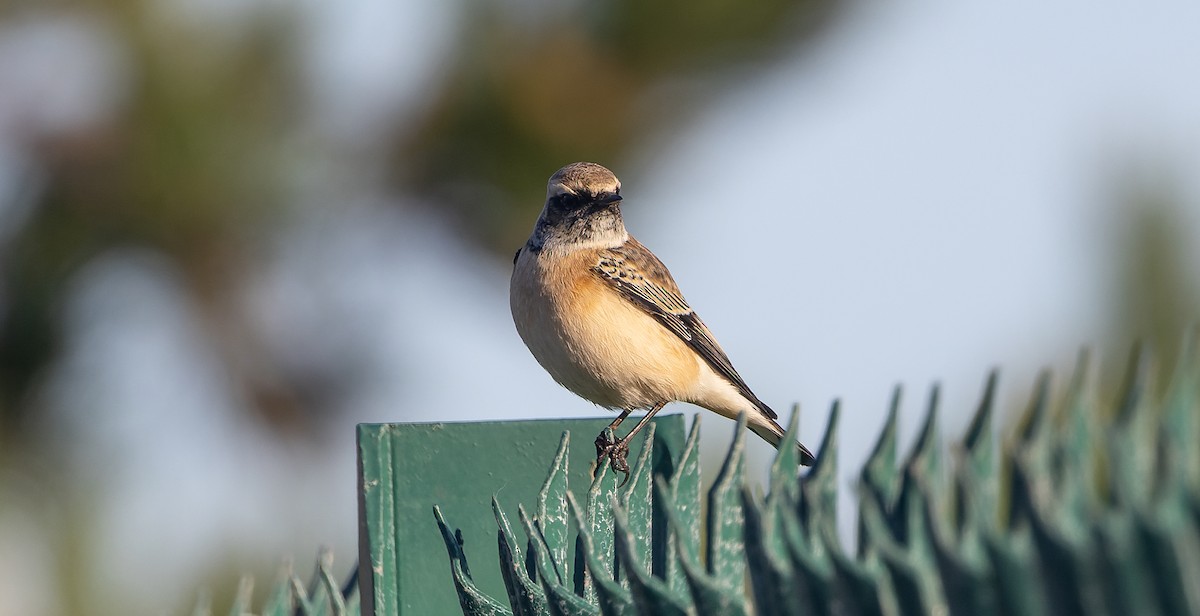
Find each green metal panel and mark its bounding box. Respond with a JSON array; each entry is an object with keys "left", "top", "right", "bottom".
[{"left": 357, "top": 416, "right": 686, "bottom": 616}]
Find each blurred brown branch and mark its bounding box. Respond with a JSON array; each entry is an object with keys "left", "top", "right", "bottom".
[
  {"left": 391, "top": 0, "right": 842, "bottom": 254},
  {"left": 1110, "top": 176, "right": 1200, "bottom": 384}
]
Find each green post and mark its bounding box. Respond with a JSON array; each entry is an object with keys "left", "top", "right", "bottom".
[{"left": 356, "top": 416, "right": 687, "bottom": 615}]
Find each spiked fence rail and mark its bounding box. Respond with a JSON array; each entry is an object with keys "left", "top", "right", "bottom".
[
  {"left": 190, "top": 550, "right": 359, "bottom": 615},
  {"left": 430, "top": 344, "right": 1200, "bottom": 616}
]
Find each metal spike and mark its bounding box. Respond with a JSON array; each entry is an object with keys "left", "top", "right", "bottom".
[
  {"left": 537, "top": 432, "right": 572, "bottom": 576},
  {"left": 492, "top": 498, "right": 547, "bottom": 616}
]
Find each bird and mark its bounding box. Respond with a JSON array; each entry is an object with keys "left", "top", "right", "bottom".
[{"left": 510, "top": 162, "right": 815, "bottom": 481}]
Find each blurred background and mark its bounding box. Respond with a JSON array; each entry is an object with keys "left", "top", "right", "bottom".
[{"left": 1, "top": 0, "right": 1198, "bottom": 613}]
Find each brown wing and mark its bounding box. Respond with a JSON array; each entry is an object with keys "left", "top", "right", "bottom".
[{"left": 592, "top": 238, "right": 778, "bottom": 420}]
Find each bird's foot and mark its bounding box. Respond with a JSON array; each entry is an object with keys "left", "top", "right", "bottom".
[{"left": 594, "top": 429, "right": 631, "bottom": 487}]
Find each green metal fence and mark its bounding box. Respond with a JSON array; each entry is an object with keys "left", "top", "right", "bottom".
[
  {"left": 190, "top": 549, "right": 359, "bottom": 615},
  {"left": 406, "top": 343, "right": 1199, "bottom": 615},
  {"left": 208, "top": 340, "right": 1199, "bottom": 615}
]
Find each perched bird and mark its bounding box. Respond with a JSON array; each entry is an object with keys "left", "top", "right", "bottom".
[{"left": 510, "top": 162, "right": 815, "bottom": 479}]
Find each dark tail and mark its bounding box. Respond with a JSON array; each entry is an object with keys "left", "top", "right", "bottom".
[{"left": 748, "top": 419, "right": 816, "bottom": 466}]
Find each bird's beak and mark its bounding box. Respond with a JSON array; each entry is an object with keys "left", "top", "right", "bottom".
[{"left": 596, "top": 193, "right": 622, "bottom": 205}]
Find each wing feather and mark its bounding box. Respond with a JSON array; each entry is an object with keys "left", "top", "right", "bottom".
[{"left": 592, "top": 238, "right": 778, "bottom": 420}]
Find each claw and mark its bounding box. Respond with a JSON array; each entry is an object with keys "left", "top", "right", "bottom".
[{"left": 594, "top": 429, "right": 632, "bottom": 487}]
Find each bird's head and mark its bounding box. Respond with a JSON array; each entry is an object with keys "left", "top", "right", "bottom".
[
  {"left": 545, "top": 161, "right": 623, "bottom": 213},
  {"left": 530, "top": 162, "right": 628, "bottom": 252}
]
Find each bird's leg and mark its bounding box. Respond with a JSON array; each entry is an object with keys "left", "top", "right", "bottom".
[
  {"left": 596, "top": 402, "right": 667, "bottom": 486},
  {"left": 595, "top": 408, "right": 632, "bottom": 458}
]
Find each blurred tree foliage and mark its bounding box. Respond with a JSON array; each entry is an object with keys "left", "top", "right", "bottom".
[
  {"left": 0, "top": 0, "right": 844, "bottom": 438},
  {"left": 393, "top": 0, "right": 842, "bottom": 254},
  {"left": 0, "top": 0, "right": 299, "bottom": 436}
]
